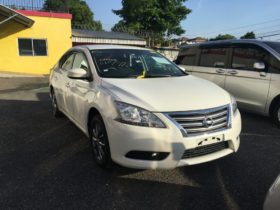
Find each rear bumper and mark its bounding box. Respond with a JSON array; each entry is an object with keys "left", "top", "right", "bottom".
[{"left": 105, "top": 110, "right": 241, "bottom": 169}]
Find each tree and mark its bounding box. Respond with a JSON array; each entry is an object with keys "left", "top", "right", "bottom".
[
  {"left": 112, "top": 0, "right": 191, "bottom": 46},
  {"left": 241, "top": 31, "right": 256, "bottom": 39},
  {"left": 210, "top": 34, "right": 236, "bottom": 41},
  {"left": 44, "top": 0, "right": 102, "bottom": 30}
]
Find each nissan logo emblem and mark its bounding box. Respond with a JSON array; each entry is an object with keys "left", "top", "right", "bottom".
[{"left": 202, "top": 117, "right": 214, "bottom": 128}]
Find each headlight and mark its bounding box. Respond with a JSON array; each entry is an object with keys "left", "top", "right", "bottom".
[
  {"left": 115, "top": 101, "right": 166, "bottom": 128},
  {"left": 231, "top": 95, "right": 238, "bottom": 114}
]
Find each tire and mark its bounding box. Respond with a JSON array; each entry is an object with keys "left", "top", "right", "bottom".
[
  {"left": 272, "top": 101, "right": 280, "bottom": 127},
  {"left": 50, "top": 90, "right": 63, "bottom": 118},
  {"left": 89, "top": 115, "right": 112, "bottom": 168}
]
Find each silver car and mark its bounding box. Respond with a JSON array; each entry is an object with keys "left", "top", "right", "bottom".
[{"left": 176, "top": 39, "right": 280, "bottom": 126}]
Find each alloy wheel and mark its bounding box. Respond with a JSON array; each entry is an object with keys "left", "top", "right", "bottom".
[{"left": 91, "top": 123, "right": 106, "bottom": 161}]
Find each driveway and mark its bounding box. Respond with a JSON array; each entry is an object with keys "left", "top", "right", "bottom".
[{"left": 0, "top": 77, "right": 279, "bottom": 210}]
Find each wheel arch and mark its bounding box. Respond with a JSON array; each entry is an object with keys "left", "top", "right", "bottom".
[
  {"left": 269, "top": 94, "right": 280, "bottom": 117},
  {"left": 87, "top": 107, "right": 102, "bottom": 134}
]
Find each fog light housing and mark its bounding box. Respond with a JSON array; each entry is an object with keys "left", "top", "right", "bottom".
[{"left": 125, "top": 151, "right": 169, "bottom": 161}]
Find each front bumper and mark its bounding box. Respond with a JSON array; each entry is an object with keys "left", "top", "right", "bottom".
[{"left": 105, "top": 110, "right": 241, "bottom": 169}]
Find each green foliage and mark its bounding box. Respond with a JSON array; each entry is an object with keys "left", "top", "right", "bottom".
[
  {"left": 210, "top": 34, "right": 236, "bottom": 41},
  {"left": 241, "top": 31, "right": 256, "bottom": 39},
  {"left": 112, "top": 0, "right": 191, "bottom": 38},
  {"left": 44, "top": 0, "right": 103, "bottom": 30}
]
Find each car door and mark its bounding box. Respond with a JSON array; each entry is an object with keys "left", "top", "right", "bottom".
[
  {"left": 191, "top": 46, "right": 229, "bottom": 88},
  {"left": 66, "top": 51, "right": 93, "bottom": 127},
  {"left": 54, "top": 52, "right": 76, "bottom": 114},
  {"left": 225, "top": 44, "right": 271, "bottom": 113}
]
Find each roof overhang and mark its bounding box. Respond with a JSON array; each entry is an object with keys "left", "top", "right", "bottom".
[
  {"left": 72, "top": 36, "right": 147, "bottom": 46},
  {"left": 71, "top": 29, "right": 147, "bottom": 46},
  {"left": 0, "top": 4, "right": 34, "bottom": 27}
]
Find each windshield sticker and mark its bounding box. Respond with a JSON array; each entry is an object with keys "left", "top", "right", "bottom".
[{"left": 151, "top": 57, "right": 170, "bottom": 64}]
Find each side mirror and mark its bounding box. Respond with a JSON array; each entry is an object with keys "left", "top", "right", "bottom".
[
  {"left": 253, "top": 61, "right": 265, "bottom": 71},
  {"left": 67, "top": 68, "right": 88, "bottom": 79}
]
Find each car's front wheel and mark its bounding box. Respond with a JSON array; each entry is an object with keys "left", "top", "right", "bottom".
[
  {"left": 272, "top": 101, "right": 280, "bottom": 127},
  {"left": 89, "top": 115, "right": 112, "bottom": 168}
]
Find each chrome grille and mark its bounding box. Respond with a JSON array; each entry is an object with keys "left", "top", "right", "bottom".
[
  {"left": 182, "top": 141, "right": 229, "bottom": 159},
  {"left": 167, "top": 105, "right": 230, "bottom": 136}
]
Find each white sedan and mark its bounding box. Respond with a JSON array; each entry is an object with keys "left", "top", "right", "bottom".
[{"left": 49, "top": 45, "right": 241, "bottom": 169}]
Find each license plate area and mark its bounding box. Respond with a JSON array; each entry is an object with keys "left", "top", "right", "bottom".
[{"left": 196, "top": 134, "right": 224, "bottom": 147}]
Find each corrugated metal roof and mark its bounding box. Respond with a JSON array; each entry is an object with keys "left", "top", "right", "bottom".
[{"left": 72, "top": 29, "right": 145, "bottom": 41}]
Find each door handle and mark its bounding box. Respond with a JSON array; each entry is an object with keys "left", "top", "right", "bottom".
[
  {"left": 228, "top": 70, "right": 238, "bottom": 75},
  {"left": 216, "top": 69, "right": 225, "bottom": 74}
]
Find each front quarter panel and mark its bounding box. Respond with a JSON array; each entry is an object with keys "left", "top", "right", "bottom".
[{"left": 83, "top": 82, "right": 119, "bottom": 137}]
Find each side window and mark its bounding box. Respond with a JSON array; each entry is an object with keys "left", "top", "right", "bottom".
[
  {"left": 18, "top": 38, "right": 47, "bottom": 56},
  {"left": 269, "top": 56, "right": 280, "bottom": 74},
  {"left": 199, "top": 48, "right": 227, "bottom": 68},
  {"left": 18, "top": 39, "right": 33, "bottom": 56},
  {"left": 73, "top": 53, "right": 89, "bottom": 71},
  {"left": 177, "top": 48, "right": 197, "bottom": 66},
  {"left": 33, "top": 39, "right": 47, "bottom": 56},
  {"left": 62, "top": 54, "right": 75, "bottom": 71},
  {"left": 231, "top": 47, "right": 269, "bottom": 71}
]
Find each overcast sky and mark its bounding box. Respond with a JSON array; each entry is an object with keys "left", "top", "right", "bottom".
[{"left": 86, "top": 0, "right": 280, "bottom": 40}]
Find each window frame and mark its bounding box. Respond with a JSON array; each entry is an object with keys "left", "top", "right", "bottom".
[
  {"left": 90, "top": 49, "right": 186, "bottom": 78},
  {"left": 61, "top": 53, "right": 76, "bottom": 71},
  {"left": 268, "top": 54, "right": 280, "bottom": 74},
  {"left": 18, "top": 38, "right": 48, "bottom": 56},
  {"left": 229, "top": 43, "right": 270, "bottom": 72},
  {"left": 60, "top": 50, "right": 93, "bottom": 81},
  {"left": 176, "top": 47, "right": 199, "bottom": 66},
  {"left": 72, "top": 52, "right": 90, "bottom": 71},
  {"left": 72, "top": 51, "right": 93, "bottom": 81},
  {"left": 198, "top": 45, "right": 230, "bottom": 68}
]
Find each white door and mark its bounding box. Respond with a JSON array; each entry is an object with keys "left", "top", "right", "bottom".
[
  {"left": 67, "top": 52, "right": 92, "bottom": 127},
  {"left": 55, "top": 53, "right": 75, "bottom": 114},
  {"left": 225, "top": 45, "right": 271, "bottom": 113}
]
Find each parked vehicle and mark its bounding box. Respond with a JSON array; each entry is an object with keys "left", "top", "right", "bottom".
[
  {"left": 264, "top": 174, "right": 280, "bottom": 210},
  {"left": 49, "top": 45, "right": 241, "bottom": 169},
  {"left": 176, "top": 40, "right": 280, "bottom": 126}
]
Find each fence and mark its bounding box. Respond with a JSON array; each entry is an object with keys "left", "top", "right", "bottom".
[{"left": 0, "top": 0, "right": 68, "bottom": 12}]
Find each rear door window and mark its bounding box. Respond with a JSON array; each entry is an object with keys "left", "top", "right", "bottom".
[
  {"left": 199, "top": 48, "right": 227, "bottom": 68},
  {"left": 177, "top": 47, "right": 198, "bottom": 66}
]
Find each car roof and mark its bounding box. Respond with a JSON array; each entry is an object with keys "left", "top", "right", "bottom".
[
  {"left": 72, "top": 44, "right": 151, "bottom": 51},
  {"left": 180, "top": 39, "right": 277, "bottom": 48}
]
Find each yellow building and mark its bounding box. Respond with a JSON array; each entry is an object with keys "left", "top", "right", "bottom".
[{"left": 0, "top": 5, "right": 72, "bottom": 75}]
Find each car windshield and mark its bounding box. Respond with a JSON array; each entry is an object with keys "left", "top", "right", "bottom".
[
  {"left": 265, "top": 41, "right": 280, "bottom": 54},
  {"left": 90, "top": 49, "right": 187, "bottom": 78}
]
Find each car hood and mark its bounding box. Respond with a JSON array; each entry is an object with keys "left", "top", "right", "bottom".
[{"left": 101, "top": 75, "right": 231, "bottom": 112}]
